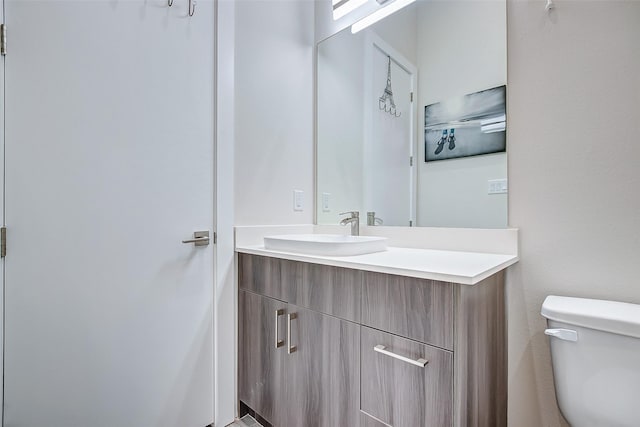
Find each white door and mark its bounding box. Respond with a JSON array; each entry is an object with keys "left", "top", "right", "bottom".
[
  {"left": 365, "top": 39, "right": 416, "bottom": 226},
  {"left": 3, "top": 1, "right": 215, "bottom": 426}
]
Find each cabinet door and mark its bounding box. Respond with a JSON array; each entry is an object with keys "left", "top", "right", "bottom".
[
  {"left": 286, "top": 304, "right": 360, "bottom": 427},
  {"left": 361, "top": 326, "right": 454, "bottom": 427},
  {"left": 238, "top": 290, "right": 288, "bottom": 426}
]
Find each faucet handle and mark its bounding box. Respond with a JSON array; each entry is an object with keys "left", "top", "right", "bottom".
[
  {"left": 367, "top": 211, "right": 383, "bottom": 226},
  {"left": 339, "top": 211, "right": 359, "bottom": 218}
]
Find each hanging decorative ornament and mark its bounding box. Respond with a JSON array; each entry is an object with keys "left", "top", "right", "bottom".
[{"left": 378, "top": 56, "right": 401, "bottom": 118}]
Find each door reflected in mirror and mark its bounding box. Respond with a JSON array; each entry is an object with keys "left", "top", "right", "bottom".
[{"left": 316, "top": 0, "right": 507, "bottom": 228}]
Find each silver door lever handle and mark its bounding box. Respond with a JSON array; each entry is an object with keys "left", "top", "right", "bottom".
[{"left": 182, "top": 231, "right": 210, "bottom": 246}]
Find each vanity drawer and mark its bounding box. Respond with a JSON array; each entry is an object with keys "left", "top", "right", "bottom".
[
  {"left": 361, "top": 327, "right": 453, "bottom": 427},
  {"left": 361, "top": 272, "right": 454, "bottom": 349},
  {"left": 294, "top": 261, "right": 362, "bottom": 322},
  {"left": 238, "top": 254, "right": 296, "bottom": 302}
]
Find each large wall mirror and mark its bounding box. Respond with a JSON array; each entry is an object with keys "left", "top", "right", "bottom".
[{"left": 316, "top": 0, "right": 507, "bottom": 228}]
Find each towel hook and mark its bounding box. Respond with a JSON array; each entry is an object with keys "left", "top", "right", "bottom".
[{"left": 188, "top": 0, "right": 196, "bottom": 16}]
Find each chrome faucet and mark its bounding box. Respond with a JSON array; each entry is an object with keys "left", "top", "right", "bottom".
[{"left": 339, "top": 211, "right": 360, "bottom": 236}]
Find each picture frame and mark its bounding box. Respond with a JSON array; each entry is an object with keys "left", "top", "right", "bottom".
[{"left": 424, "top": 85, "right": 506, "bottom": 162}]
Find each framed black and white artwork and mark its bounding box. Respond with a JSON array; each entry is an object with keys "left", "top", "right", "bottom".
[{"left": 424, "top": 85, "right": 506, "bottom": 162}]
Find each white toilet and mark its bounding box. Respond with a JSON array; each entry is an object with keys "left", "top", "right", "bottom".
[{"left": 541, "top": 295, "right": 640, "bottom": 427}]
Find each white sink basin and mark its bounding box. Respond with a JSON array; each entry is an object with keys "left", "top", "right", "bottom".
[{"left": 264, "top": 234, "right": 388, "bottom": 256}]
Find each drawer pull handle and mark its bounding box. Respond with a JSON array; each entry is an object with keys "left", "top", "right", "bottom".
[
  {"left": 287, "top": 313, "right": 298, "bottom": 354},
  {"left": 374, "top": 345, "right": 428, "bottom": 367},
  {"left": 275, "top": 309, "right": 285, "bottom": 349}
]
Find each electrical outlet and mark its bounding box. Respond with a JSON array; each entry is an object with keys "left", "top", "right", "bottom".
[
  {"left": 488, "top": 179, "right": 508, "bottom": 195},
  {"left": 322, "top": 193, "right": 331, "bottom": 212},
  {"left": 293, "top": 190, "right": 304, "bottom": 211}
]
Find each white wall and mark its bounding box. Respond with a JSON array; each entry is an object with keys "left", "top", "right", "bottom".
[
  {"left": 416, "top": 0, "right": 507, "bottom": 228},
  {"left": 507, "top": 1, "right": 640, "bottom": 425},
  {"left": 366, "top": 6, "right": 418, "bottom": 65},
  {"left": 234, "top": 0, "right": 315, "bottom": 226},
  {"left": 316, "top": 8, "right": 417, "bottom": 225},
  {"left": 316, "top": 30, "right": 365, "bottom": 224},
  {"left": 419, "top": 153, "right": 507, "bottom": 227}
]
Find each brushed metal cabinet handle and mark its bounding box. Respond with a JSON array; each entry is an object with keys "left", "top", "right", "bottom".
[
  {"left": 275, "top": 309, "right": 285, "bottom": 349},
  {"left": 287, "top": 312, "right": 298, "bottom": 354},
  {"left": 374, "top": 344, "right": 428, "bottom": 368}
]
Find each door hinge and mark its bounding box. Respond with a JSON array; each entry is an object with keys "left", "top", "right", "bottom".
[
  {"left": 1, "top": 24, "right": 6, "bottom": 56},
  {"left": 213, "top": 231, "right": 217, "bottom": 244},
  {"left": 409, "top": 156, "right": 413, "bottom": 167},
  {"left": 409, "top": 220, "right": 413, "bottom": 227},
  {"left": 410, "top": 92, "right": 413, "bottom": 102},
  {"left": 1, "top": 226, "right": 6, "bottom": 257}
]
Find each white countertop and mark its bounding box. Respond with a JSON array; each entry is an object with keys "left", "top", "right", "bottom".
[{"left": 235, "top": 244, "right": 518, "bottom": 285}]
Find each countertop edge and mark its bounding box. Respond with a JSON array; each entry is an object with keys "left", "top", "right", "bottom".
[{"left": 235, "top": 246, "right": 519, "bottom": 285}]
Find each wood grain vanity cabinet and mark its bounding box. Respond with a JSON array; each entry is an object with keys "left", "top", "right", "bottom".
[
  {"left": 238, "top": 253, "right": 506, "bottom": 427},
  {"left": 239, "top": 255, "right": 361, "bottom": 427}
]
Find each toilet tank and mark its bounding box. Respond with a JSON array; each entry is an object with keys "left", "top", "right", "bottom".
[{"left": 541, "top": 296, "right": 640, "bottom": 427}]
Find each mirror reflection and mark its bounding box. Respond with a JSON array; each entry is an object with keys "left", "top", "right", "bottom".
[{"left": 316, "top": 0, "right": 507, "bottom": 228}]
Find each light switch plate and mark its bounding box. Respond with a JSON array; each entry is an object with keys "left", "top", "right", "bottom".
[
  {"left": 488, "top": 179, "right": 508, "bottom": 195},
  {"left": 322, "top": 193, "right": 331, "bottom": 212},
  {"left": 293, "top": 190, "right": 304, "bottom": 211}
]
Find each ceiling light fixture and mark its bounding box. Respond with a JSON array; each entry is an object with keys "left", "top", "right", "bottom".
[
  {"left": 332, "top": 0, "right": 368, "bottom": 21},
  {"left": 350, "top": 0, "right": 416, "bottom": 34}
]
